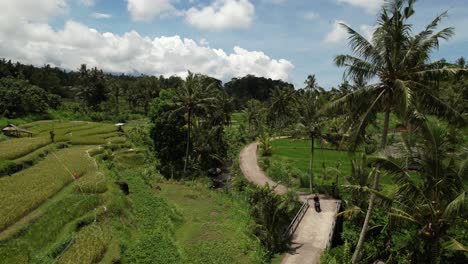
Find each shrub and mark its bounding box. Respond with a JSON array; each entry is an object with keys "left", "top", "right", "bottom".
[{"left": 0, "top": 160, "right": 18, "bottom": 176}]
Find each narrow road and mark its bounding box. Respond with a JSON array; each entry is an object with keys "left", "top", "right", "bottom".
[{"left": 239, "top": 142, "right": 340, "bottom": 264}]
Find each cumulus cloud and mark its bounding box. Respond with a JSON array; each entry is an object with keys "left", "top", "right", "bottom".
[
  {"left": 0, "top": 0, "right": 67, "bottom": 23},
  {"left": 185, "top": 0, "right": 255, "bottom": 31},
  {"left": 0, "top": 1, "right": 293, "bottom": 82},
  {"left": 127, "top": 0, "right": 177, "bottom": 21},
  {"left": 324, "top": 20, "right": 348, "bottom": 43},
  {"left": 337, "top": 0, "right": 384, "bottom": 14},
  {"left": 92, "top": 12, "right": 112, "bottom": 19}
]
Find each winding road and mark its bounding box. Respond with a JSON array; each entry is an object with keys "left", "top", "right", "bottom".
[{"left": 239, "top": 142, "right": 340, "bottom": 264}]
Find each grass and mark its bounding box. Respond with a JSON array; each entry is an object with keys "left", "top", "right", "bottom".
[
  {"left": 157, "top": 182, "right": 265, "bottom": 264},
  {"left": 263, "top": 138, "right": 398, "bottom": 193},
  {"left": 0, "top": 147, "right": 96, "bottom": 231},
  {"left": 264, "top": 138, "right": 353, "bottom": 187}
]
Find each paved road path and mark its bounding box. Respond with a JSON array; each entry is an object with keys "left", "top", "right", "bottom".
[{"left": 239, "top": 142, "right": 340, "bottom": 264}]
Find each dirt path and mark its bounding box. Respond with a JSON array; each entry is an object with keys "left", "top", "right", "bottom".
[
  {"left": 239, "top": 142, "right": 288, "bottom": 194},
  {"left": 239, "top": 142, "right": 340, "bottom": 264}
]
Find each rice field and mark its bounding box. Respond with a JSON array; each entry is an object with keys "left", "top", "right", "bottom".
[
  {"left": 269, "top": 138, "right": 353, "bottom": 179},
  {"left": 0, "top": 137, "right": 51, "bottom": 160},
  {"left": 0, "top": 120, "right": 137, "bottom": 263},
  {"left": 0, "top": 121, "right": 120, "bottom": 161},
  {"left": 0, "top": 147, "right": 96, "bottom": 231},
  {"left": 57, "top": 223, "right": 112, "bottom": 264}
]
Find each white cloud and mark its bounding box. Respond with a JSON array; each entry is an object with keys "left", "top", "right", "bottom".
[
  {"left": 359, "top": 24, "right": 377, "bottom": 40},
  {"left": 92, "top": 12, "right": 112, "bottom": 19},
  {"left": 0, "top": 0, "right": 67, "bottom": 23},
  {"left": 324, "top": 20, "right": 348, "bottom": 43},
  {"left": 0, "top": 1, "right": 293, "bottom": 82},
  {"left": 303, "top": 11, "right": 320, "bottom": 21},
  {"left": 185, "top": 0, "right": 255, "bottom": 31},
  {"left": 265, "top": 0, "right": 286, "bottom": 4},
  {"left": 337, "top": 0, "right": 384, "bottom": 14},
  {"left": 127, "top": 0, "right": 176, "bottom": 21},
  {"left": 80, "top": 0, "right": 95, "bottom": 7}
]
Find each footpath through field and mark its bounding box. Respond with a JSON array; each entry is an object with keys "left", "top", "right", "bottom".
[{"left": 239, "top": 142, "right": 340, "bottom": 264}]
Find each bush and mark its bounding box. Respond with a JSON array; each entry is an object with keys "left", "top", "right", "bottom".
[{"left": 0, "top": 160, "right": 18, "bottom": 176}]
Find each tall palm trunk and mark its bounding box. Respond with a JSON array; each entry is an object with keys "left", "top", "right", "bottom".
[
  {"left": 351, "top": 107, "right": 390, "bottom": 264},
  {"left": 183, "top": 110, "right": 191, "bottom": 175},
  {"left": 309, "top": 135, "right": 315, "bottom": 193}
]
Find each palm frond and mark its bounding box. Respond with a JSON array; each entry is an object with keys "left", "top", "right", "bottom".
[
  {"left": 442, "top": 191, "right": 466, "bottom": 219},
  {"left": 339, "top": 23, "right": 382, "bottom": 65},
  {"left": 443, "top": 237, "right": 468, "bottom": 252},
  {"left": 337, "top": 205, "right": 363, "bottom": 220}
]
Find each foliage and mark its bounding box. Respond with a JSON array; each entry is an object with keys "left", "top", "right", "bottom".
[
  {"left": 245, "top": 185, "right": 300, "bottom": 254},
  {"left": 267, "top": 86, "right": 298, "bottom": 130},
  {"left": 242, "top": 99, "right": 267, "bottom": 138},
  {"left": 0, "top": 77, "right": 60, "bottom": 118},
  {"left": 373, "top": 120, "right": 467, "bottom": 263},
  {"left": 150, "top": 89, "right": 187, "bottom": 178},
  {"left": 258, "top": 133, "right": 273, "bottom": 156},
  {"left": 150, "top": 73, "right": 232, "bottom": 177},
  {"left": 225, "top": 75, "right": 294, "bottom": 109}
]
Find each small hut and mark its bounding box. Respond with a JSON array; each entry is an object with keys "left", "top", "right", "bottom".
[
  {"left": 115, "top": 123, "right": 125, "bottom": 132},
  {"left": 2, "top": 124, "right": 33, "bottom": 137}
]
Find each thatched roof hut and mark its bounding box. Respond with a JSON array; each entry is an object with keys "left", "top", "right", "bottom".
[{"left": 2, "top": 124, "right": 33, "bottom": 137}]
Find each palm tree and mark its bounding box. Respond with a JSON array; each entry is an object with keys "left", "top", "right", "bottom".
[
  {"left": 242, "top": 99, "right": 266, "bottom": 137},
  {"left": 268, "top": 86, "right": 297, "bottom": 130},
  {"left": 296, "top": 92, "right": 331, "bottom": 192},
  {"left": 330, "top": 1, "right": 465, "bottom": 262},
  {"left": 172, "top": 72, "right": 217, "bottom": 174},
  {"left": 373, "top": 120, "right": 466, "bottom": 263}
]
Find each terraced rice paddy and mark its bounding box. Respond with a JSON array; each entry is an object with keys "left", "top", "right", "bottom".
[
  {"left": 0, "top": 147, "right": 95, "bottom": 231},
  {"left": 0, "top": 120, "right": 132, "bottom": 263}
]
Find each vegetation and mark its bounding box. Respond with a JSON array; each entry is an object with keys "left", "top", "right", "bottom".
[{"left": 0, "top": 0, "right": 466, "bottom": 263}]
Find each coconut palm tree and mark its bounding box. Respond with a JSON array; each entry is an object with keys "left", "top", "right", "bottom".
[
  {"left": 268, "top": 86, "right": 297, "bottom": 130},
  {"left": 242, "top": 99, "right": 267, "bottom": 137},
  {"left": 330, "top": 0, "right": 465, "bottom": 262},
  {"left": 296, "top": 92, "right": 331, "bottom": 192},
  {"left": 373, "top": 120, "right": 466, "bottom": 263},
  {"left": 171, "top": 72, "right": 217, "bottom": 175}
]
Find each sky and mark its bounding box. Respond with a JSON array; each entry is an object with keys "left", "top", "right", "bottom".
[{"left": 0, "top": 0, "right": 467, "bottom": 89}]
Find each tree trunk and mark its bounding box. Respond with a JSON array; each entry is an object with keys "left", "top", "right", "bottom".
[
  {"left": 309, "top": 135, "right": 315, "bottom": 193},
  {"left": 183, "top": 110, "right": 191, "bottom": 175},
  {"left": 430, "top": 239, "right": 441, "bottom": 264},
  {"left": 351, "top": 107, "right": 391, "bottom": 264}
]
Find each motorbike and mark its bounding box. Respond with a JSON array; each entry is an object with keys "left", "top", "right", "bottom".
[{"left": 314, "top": 200, "right": 321, "bottom": 212}]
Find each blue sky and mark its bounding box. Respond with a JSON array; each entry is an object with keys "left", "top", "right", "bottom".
[{"left": 1, "top": 0, "right": 467, "bottom": 89}]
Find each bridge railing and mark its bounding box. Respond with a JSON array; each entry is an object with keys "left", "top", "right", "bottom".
[
  {"left": 284, "top": 198, "right": 310, "bottom": 238},
  {"left": 326, "top": 200, "right": 342, "bottom": 249}
]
